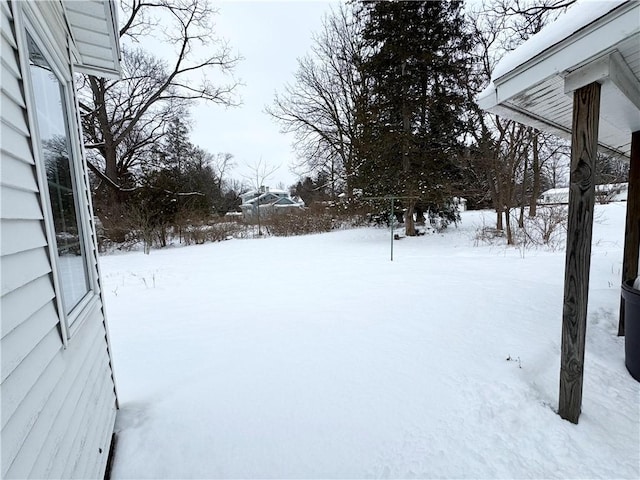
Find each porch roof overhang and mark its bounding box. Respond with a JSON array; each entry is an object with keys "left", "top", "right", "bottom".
[
  {"left": 477, "top": 0, "right": 640, "bottom": 419},
  {"left": 477, "top": 0, "right": 640, "bottom": 159},
  {"left": 63, "top": 0, "right": 121, "bottom": 79}
]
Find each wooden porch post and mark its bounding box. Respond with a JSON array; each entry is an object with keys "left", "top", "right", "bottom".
[
  {"left": 559, "top": 82, "right": 601, "bottom": 424},
  {"left": 619, "top": 130, "right": 640, "bottom": 336}
]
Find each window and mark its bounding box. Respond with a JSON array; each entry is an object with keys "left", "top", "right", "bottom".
[{"left": 26, "top": 32, "right": 90, "bottom": 316}]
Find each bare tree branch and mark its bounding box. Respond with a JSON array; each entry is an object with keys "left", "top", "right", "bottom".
[
  {"left": 80, "top": 0, "right": 242, "bottom": 197},
  {"left": 266, "top": 4, "right": 367, "bottom": 199}
]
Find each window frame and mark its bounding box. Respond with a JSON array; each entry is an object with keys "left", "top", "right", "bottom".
[{"left": 16, "top": 6, "right": 100, "bottom": 345}]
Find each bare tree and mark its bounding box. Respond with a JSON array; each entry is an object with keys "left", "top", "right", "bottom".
[
  {"left": 210, "top": 152, "right": 236, "bottom": 193},
  {"left": 79, "top": 0, "right": 241, "bottom": 198},
  {"left": 465, "top": 0, "right": 574, "bottom": 239},
  {"left": 529, "top": 133, "right": 570, "bottom": 214},
  {"left": 242, "top": 158, "right": 279, "bottom": 236},
  {"left": 267, "top": 4, "right": 367, "bottom": 200},
  {"left": 493, "top": 0, "right": 576, "bottom": 45}
]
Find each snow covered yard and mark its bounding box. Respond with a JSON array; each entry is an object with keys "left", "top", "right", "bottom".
[{"left": 102, "top": 204, "right": 639, "bottom": 479}]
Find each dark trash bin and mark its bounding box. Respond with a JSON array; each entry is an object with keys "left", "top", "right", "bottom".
[{"left": 621, "top": 280, "right": 640, "bottom": 382}]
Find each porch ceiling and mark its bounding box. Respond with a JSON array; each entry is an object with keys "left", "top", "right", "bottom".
[
  {"left": 478, "top": 1, "right": 640, "bottom": 159},
  {"left": 63, "top": 0, "right": 121, "bottom": 78}
]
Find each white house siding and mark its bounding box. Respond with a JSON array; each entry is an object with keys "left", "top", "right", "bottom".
[{"left": 0, "top": 1, "right": 117, "bottom": 478}]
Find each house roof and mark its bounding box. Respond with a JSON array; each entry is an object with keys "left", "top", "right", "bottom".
[
  {"left": 477, "top": 0, "right": 640, "bottom": 159},
  {"left": 240, "top": 190, "right": 304, "bottom": 209},
  {"left": 243, "top": 192, "right": 275, "bottom": 205},
  {"left": 240, "top": 188, "right": 292, "bottom": 204},
  {"left": 63, "top": 0, "right": 121, "bottom": 78},
  {"left": 541, "top": 187, "right": 570, "bottom": 196},
  {"left": 273, "top": 197, "right": 297, "bottom": 205},
  {"left": 539, "top": 187, "right": 628, "bottom": 206},
  {"left": 240, "top": 188, "right": 288, "bottom": 199}
]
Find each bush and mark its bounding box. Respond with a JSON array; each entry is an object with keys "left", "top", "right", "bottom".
[
  {"left": 473, "top": 206, "right": 568, "bottom": 250},
  {"left": 473, "top": 215, "right": 505, "bottom": 246},
  {"left": 519, "top": 205, "right": 567, "bottom": 249},
  {"left": 426, "top": 201, "right": 460, "bottom": 232},
  {"left": 263, "top": 209, "right": 334, "bottom": 237},
  {"left": 97, "top": 199, "right": 383, "bottom": 252},
  {"left": 183, "top": 221, "right": 242, "bottom": 245}
]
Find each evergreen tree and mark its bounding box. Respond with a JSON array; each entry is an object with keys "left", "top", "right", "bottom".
[
  {"left": 133, "top": 117, "right": 223, "bottom": 246},
  {"left": 291, "top": 175, "right": 332, "bottom": 207},
  {"left": 356, "top": 1, "right": 470, "bottom": 234},
  {"left": 156, "top": 117, "right": 194, "bottom": 174}
]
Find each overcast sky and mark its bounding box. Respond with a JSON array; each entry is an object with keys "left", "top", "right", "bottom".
[{"left": 187, "top": 1, "right": 340, "bottom": 190}]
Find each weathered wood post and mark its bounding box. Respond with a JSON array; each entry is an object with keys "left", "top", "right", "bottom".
[
  {"left": 619, "top": 131, "right": 640, "bottom": 336},
  {"left": 559, "top": 82, "right": 601, "bottom": 424}
]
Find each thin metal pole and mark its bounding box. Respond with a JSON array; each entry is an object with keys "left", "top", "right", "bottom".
[{"left": 390, "top": 197, "right": 394, "bottom": 262}]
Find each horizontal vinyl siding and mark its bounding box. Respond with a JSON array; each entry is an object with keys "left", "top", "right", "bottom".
[
  {"left": 0, "top": 1, "right": 117, "bottom": 478},
  {"left": 1, "top": 119, "right": 33, "bottom": 162},
  {"left": 93, "top": 399, "right": 118, "bottom": 479},
  {"left": 1, "top": 301, "right": 58, "bottom": 383},
  {"left": 0, "top": 185, "right": 44, "bottom": 219},
  {"left": 67, "top": 362, "right": 116, "bottom": 479},
  {"left": 0, "top": 90, "right": 28, "bottom": 136},
  {"left": 39, "top": 352, "right": 114, "bottom": 478},
  {"left": 1, "top": 59, "right": 24, "bottom": 106},
  {"left": 8, "top": 318, "right": 113, "bottom": 479},
  {"left": 2, "top": 314, "right": 105, "bottom": 478},
  {"left": 0, "top": 247, "right": 51, "bottom": 297},
  {"left": 0, "top": 325, "right": 62, "bottom": 432},
  {"left": 65, "top": 10, "right": 105, "bottom": 34},
  {"left": 1, "top": 31, "right": 21, "bottom": 83},
  {"left": 57, "top": 370, "right": 112, "bottom": 478},
  {"left": 1, "top": 152, "right": 38, "bottom": 191},
  {"left": 1, "top": 326, "right": 64, "bottom": 475},
  {"left": 1, "top": 275, "right": 55, "bottom": 338},
  {"left": 0, "top": 219, "right": 47, "bottom": 256}
]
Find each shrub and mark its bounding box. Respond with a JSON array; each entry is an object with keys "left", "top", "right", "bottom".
[
  {"left": 520, "top": 205, "right": 567, "bottom": 249},
  {"left": 263, "top": 209, "right": 334, "bottom": 236},
  {"left": 183, "top": 221, "right": 242, "bottom": 245}
]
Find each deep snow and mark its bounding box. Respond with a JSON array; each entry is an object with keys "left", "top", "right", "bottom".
[{"left": 102, "top": 204, "right": 639, "bottom": 479}]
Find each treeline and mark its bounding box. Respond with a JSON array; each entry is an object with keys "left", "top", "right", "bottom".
[
  {"left": 268, "top": 0, "right": 628, "bottom": 243},
  {"left": 78, "top": 0, "right": 242, "bottom": 248},
  {"left": 78, "top": 0, "right": 628, "bottom": 250},
  {"left": 90, "top": 117, "right": 242, "bottom": 249}
]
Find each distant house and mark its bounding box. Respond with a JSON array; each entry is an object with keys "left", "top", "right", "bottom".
[
  {"left": 539, "top": 187, "right": 570, "bottom": 205},
  {"left": 540, "top": 183, "right": 628, "bottom": 205},
  {"left": 240, "top": 186, "right": 305, "bottom": 218},
  {"left": 1, "top": 1, "right": 121, "bottom": 478}
]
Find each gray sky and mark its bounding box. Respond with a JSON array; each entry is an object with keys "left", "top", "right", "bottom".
[{"left": 188, "top": 1, "right": 339, "bottom": 190}]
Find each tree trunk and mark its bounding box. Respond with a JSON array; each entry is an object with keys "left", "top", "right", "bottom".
[
  {"left": 505, "top": 207, "right": 514, "bottom": 245},
  {"left": 415, "top": 205, "right": 424, "bottom": 225},
  {"left": 90, "top": 77, "right": 119, "bottom": 184},
  {"left": 530, "top": 133, "right": 540, "bottom": 217},
  {"left": 518, "top": 151, "right": 529, "bottom": 228},
  {"left": 90, "top": 76, "right": 125, "bottom": 216},
  {"left": 330, "top": 157, "right": 336, "bottom": 201},
  {"left": 405, "top": 199, "right": 417, "bottom": 236},
  {"left": 496, "top": 208, "right": 504, "bottom": 230},
  {"left": 401, "top": 59, "right": 410, "bottom": 174},
  {"left": 401, "top": 58, "right": 413, "bottom": 235}
]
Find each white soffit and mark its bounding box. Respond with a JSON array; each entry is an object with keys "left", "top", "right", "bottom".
[
  {"left": 63, "top": 0, "right": 121, "bottom": 79},
  {"left": 478, "top": 1, "right": 640, "bottom": 158}
]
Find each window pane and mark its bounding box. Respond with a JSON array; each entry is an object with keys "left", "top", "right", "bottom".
[{"left": 27, "top": 33, "right": 90, "bottom": 315}]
